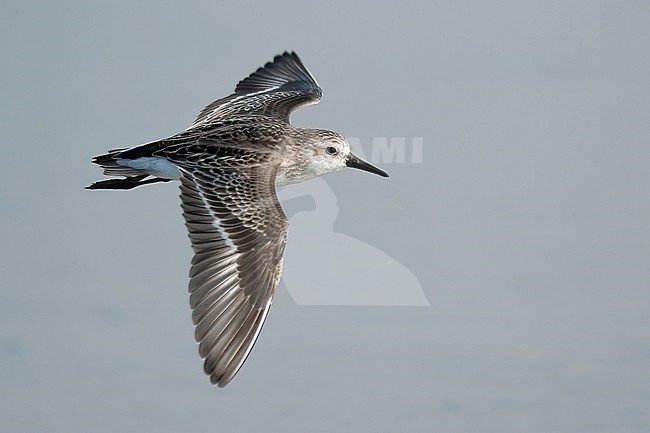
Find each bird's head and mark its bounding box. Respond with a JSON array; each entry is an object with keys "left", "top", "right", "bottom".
[{"left": 306, "top": 130, "right": 389, "bottom": 179}]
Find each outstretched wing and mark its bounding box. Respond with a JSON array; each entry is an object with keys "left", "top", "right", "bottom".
[
  {"left": 192, "top": 51, "right": 322, "bottom": 126},
  {"left": 178, "top": 162, "right": 288, "bottom": 387}
]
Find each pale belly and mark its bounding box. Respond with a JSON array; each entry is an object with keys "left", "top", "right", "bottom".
[
  {"left": 119, "top": 156, "right": 320, "bottom": 187},
  {"left": 275, "top": 165, "right": 319, "bottom": 186}
]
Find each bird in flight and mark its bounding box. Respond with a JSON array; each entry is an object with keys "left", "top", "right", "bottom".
[{"left": 88, "top": 52, "right": 388, "bottom": 387}]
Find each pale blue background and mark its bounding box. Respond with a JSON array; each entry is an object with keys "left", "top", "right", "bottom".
[{"left": 1, "top": 1, "right": 649, "bottom": 432}]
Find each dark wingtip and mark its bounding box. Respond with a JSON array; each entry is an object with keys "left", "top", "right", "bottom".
[{"left": 235, "top": 51, "right": 318, "bottom": 95}]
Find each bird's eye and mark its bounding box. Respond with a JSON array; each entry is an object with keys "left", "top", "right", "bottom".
[{"left": 326, "top": 146, "right": 338, "bottom": 155}]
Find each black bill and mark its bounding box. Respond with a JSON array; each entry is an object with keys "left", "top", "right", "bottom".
[{"left": 346, "top": 153, "right": 389, "bottom": 177}]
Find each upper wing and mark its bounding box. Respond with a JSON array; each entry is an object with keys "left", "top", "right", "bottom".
[
  {"left": 192, "top": 51, "right": 322, "bottom": 126},
  {"left": 178, "top": 161, "right": 288, "bottom": 387}
]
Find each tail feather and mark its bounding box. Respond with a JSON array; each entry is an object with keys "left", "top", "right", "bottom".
[
  {"left": 88, "top": 145, "right": 174, "bottom": 190},
  {"left": 86, "top": 175, "right": 171, "bottom": 190},
  {"left": 91, "top": 149, "right": 142, "bottom": 177}
]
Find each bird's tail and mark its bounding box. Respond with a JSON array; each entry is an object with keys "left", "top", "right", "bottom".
[
  {"left": 86, "top": 175, "right": 171, "bottom": 190},
  {"left": 86, "top": 148, "right": 172, "bottom": 190}
]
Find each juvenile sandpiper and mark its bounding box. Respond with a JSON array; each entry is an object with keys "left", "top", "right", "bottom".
[{"left": 88, "top": 52, "right": 388, "bottom": 387}]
